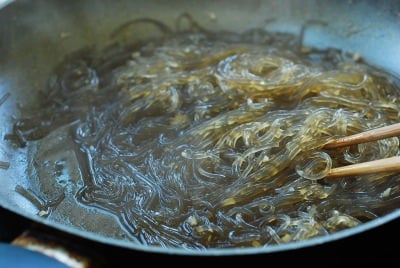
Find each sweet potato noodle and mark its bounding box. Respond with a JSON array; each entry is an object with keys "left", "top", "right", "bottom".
[{"left": 8, "top": 17, "right": 400, "bottom": 249}]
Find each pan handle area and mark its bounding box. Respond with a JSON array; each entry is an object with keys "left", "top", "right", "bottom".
[{"left": 4, "top": 221, "right": 105, "bottom": 268}]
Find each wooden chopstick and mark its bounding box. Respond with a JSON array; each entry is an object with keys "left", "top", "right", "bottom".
[
  {"left": 323, "top": 122, "right": 400, "bottom": 149},
  {"left": 322, "top": 123, "right": 400, "bottom": 178},
  {"left": 326, "top": 156, "right": 400, "bottom": 178}
]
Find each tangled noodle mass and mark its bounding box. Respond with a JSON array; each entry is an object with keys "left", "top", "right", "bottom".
[{"left": 9, "top": 17, "right": 400, "bottom": 249}]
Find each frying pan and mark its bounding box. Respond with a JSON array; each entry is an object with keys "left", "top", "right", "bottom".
[{"left": 0, "top": 0, "right": 400, "bottom": 259}]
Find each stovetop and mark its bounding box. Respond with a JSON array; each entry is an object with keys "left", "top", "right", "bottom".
[{"left": 0, "top": 206, "right": 398, "bottom": 267}]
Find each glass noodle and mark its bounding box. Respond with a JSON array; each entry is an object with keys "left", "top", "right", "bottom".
[{"left": 7, "top": 16, "right": 400, "bottom": 249}]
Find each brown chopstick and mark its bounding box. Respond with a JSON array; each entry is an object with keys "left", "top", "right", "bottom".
[
  {"left": 323, "top": 122, "right": 400, "bottom": 149},
  {"left": 326, "top": 156, "right": 400, "bottom": 178},
  {"left": 322, "top": 122, "right": 400, "bottom": 178}
]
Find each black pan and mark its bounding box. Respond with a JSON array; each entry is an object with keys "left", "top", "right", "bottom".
[{"left": 0, "top": 0, "right": 399, "bottom": 259}]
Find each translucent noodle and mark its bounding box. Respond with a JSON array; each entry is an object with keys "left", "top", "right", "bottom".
[{"left": 8, "top": 17, "right": 400, "bottom": 249}]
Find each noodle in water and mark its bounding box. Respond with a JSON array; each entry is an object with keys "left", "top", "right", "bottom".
[{"left": 7, "top": 17, "right": 400, "bottom": 249}]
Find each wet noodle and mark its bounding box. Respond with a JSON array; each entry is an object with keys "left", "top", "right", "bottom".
[{"left": 9, "top": 18, "right": 400, "bottom": 249}]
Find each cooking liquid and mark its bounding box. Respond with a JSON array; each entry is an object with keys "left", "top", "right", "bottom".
[{"left": 10, "top": 22, "right": 400, "bottom": 249}]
